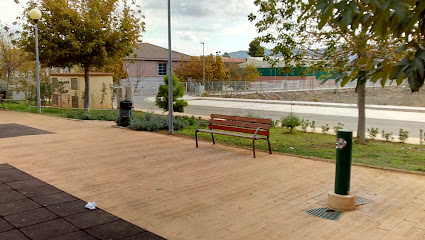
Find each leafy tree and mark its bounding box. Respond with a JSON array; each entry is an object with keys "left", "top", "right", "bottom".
[
  {"left": 0, "top": 25, "right": 33, "bottom": 93},
  {"left": 228, "top": 63, "right": 260, "bottom": 81},
  {"left": 248, "top": 39, "right": 265, "bottom": 57},
  {"left": 223, "top": 52, "right": 230, "bottom": 57},
  {"left": 249, "top": 0, "right": 402, "bottom": 144},
  {"left": 18, "top": 0, "right": 144, "bottom": 111},
  {"left": 174, "top": 55, "right": 229, "bottom": 82},
  {"left": 155, "top": 75, "right": 188, "bottom": 112},
  {"left": 312, "top": 0, "right": 425, "bottom": 92}
]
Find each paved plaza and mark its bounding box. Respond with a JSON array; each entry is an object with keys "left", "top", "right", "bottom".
[{"left": 1, "top": 110, "right": 425, "bottom": 239}]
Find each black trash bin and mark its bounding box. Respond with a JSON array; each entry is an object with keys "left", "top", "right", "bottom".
[{"left": 119, "top": 100, "right": 132, "bottom": 127}]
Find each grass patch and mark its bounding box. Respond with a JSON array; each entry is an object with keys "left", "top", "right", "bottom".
[
  {"left": 4, "top": 102, "right": 425, "bottom": 173},
  {"left": 177, "top": 126, "right": 425, "bottom": 173}
]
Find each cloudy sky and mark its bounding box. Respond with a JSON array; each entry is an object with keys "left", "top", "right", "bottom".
[{"left": 0, "top": 0, "right": 260, "bottom": 56}]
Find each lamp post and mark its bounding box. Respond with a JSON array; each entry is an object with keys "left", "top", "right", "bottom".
[
  {"left": 29, "top": 8, "right": 42, "bottom": 114},
  {"left": 216, "top": 51, "right": 221, "bottom": 56},
  {"left": 201, "top": 42, "right": 205, "bottom": 92},
  {"left": 167, "top": 0, "right": 173, "bottom": 133}
]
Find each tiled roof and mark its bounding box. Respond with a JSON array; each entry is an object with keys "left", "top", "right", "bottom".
[
  {"left": 221, "top": 57, "right": 246, "bottom": 63},
  {"left": 127, "top": 43, "right": 191, "bottom": 61}
]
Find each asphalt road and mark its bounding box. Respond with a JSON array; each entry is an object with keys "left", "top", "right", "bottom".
[{"left": 132, "top": 95, "right": 424, "bottom": 141}]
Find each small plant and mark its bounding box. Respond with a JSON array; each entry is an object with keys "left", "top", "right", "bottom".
[
  {"left": 312, "top": 97, "right": 319, "bottom": 102},
  {"left": 274, "top": 119, "right": 281, "bottom": 127},
  {"left": 310, "top": 120, "right": 316, "bottom": 132},
  {"left": 381, "top": 130, "right": 393, "bottom": 142},
  {"left": 300, "top": 119, "right": 310, "bottom": 132},
  {"left": 367, "top": 127, "right": 379, "bottom": 139},
  {"left": 321, "top": 124, "right": 330, "bottom": 133},
  {"left": 281, "top": 115, "right": 300, "bottom": 134},
  {"left": 399, "top": 128, "right": 409, "bottom": 143},
  {"left": 333, "top": 123, "right": 344, "bottom": 134},
  {"left": 420, "top": 129, "right": 424, "bottom": 145}
]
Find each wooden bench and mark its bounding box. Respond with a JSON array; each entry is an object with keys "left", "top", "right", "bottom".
[{"left": 195, "top": 114, "right": 272, "bottom": 158}]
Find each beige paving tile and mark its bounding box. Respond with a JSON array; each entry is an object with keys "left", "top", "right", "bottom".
[{"left": 1, "top": 111, "right": 425, "bottom": 240}]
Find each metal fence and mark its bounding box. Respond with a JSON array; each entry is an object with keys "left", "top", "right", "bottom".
[{"left": 121, "top": 78, "right": 403, "bottom": 96}]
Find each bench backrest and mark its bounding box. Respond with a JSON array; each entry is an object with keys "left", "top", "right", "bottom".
[{"left": 208, "top": 114, "right": 272, "bottom": 136}]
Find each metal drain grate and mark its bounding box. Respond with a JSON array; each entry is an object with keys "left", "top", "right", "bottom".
[
  {"left": 356, "top": 197, "right": 373, "bottom": 206},
  {"left": 305, "top": 207, "right": 343, "bottom": 221}
]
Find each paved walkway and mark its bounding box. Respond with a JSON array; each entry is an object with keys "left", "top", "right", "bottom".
[
  {"left": 1, "top": 110, "right": 425, "bottom": 240},
  {"left": 0, "top": 164, "right": 165, "bottom": 240}
]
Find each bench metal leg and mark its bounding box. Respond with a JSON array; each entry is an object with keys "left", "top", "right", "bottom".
[
  {"left": 211, "top": 133, "right": 215, "bottom": 144},
  {"left": 252, "top": 139, "right": 256, "bottom": 158},
  {"left": 267, "top": 137, "right": 272, "bottom": 154},
  {"left": 195, "top": 131, "right": 199, "bottom": 148}
]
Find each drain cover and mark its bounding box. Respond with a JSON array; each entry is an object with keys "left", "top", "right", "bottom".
[
  {"left": 305, "top": 207, "right": 343, "bottom": 221},
  {"left": 356, "top": 197, "right": 373, "bottom": 206}
]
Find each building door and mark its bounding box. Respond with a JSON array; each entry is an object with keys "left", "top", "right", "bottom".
[{"left": 72, "top": 96, "right": 79, "bottom": 108}]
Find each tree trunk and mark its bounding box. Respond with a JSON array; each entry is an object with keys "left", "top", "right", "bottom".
[
  {"left": 84, "top": 67, "right": 90, "bottom": 112},
  {"left": 357, "top": 82, "right": 366, "bottom": 144}
]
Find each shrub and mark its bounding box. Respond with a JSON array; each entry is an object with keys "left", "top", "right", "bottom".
[
  {"left": 333, "top": 123, "right": 344, "bottom": 134},
  {"left": 368, "top": 127, "right": 379, "bottom": 139},
  {"left": 310, "top": 120, "right": 316, "bottom": 132},
  {"left": 381, "top": 130, "right": 393, "bottom": 142},
  {"left": 399, "top": 129, "right": 409, "bottom": 143},
  {"left": 128, "top": 113, "right": 196, "bottom": 132},
  {"left": 155, "top": 75, "right": 188, "bottom": 112},
  {"left": 300, "top": 119, "right": 310, "bottom": 132},
  {"left": 281, "top": 115, "right": 300, "bottom": 134},
  {"left": 420, "top": 129, "right": 424, "bottom": 145},
  {"left": 321, "top": 124, "right": 330, "bottom": 133}
]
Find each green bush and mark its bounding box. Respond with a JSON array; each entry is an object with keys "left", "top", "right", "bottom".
[
  {"left": 62, "top": 110, "right": 118, "bottom": 121},
  {"left": 281, "top": 115, "right": 300, "bottom": 134},
  {"left": 399, "top": 129, "right": 409, "bottom": 143},
  {"left": 128, "top": 113, "right": 196, "bottom": 132}
]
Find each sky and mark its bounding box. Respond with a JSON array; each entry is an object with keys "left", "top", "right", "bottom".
[{"left": 0, "top": 0, "right": 261, "bottom": 56}]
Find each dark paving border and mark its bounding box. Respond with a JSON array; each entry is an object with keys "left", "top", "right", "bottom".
[
  {"left": 0, "top": 124, "right": 54, "bottom": 139},
  {"left": 0, "top": 164, "right": 166, "bottom": 240}
]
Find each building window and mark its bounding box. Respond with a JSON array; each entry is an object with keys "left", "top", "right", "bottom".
[
  {"left": 158, "top": 63, "right": 167, "bottom": 75},
  {"left": 71, "top": 78, "right": 78, "bottom": 90},
  {"left": 52, "top": 78, "right": 58, "bottom": 89}
]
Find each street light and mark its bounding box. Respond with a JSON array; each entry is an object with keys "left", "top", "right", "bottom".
[
  {"left": 201, "top": 42, "right": 205, "bottom": 91},
  {"left": 29, "top": 8, "right": 42, "bottom": 114},
  {"left": 216, "top": 51, "right": 221, "bottom": 56},
  {"left": 167, "top": 0, "right": 173, "bottom": 133}
]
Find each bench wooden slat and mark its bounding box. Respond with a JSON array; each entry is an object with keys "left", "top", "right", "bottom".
[
  {"left": 209, "top": 119, "right": 271, "bottom": 131},
  {"left": 195, "top": 114, "right": 272, "bottom": 158},
  {"left": 209, "top": 124, "right": 269, "bottom": 136},
  {"left": 211, "top": 114, "right": 272, "bottom": 124},
  {"left": 197, "top": 129, "right": 268, "bottom": 139}
]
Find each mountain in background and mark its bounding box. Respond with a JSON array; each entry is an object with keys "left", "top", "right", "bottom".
[{"left": 226, "top": 49, "right": 274, "bottom": 59}]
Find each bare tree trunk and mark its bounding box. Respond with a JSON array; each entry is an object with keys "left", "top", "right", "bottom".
[
  {"left": 84, "top": 66, "right": 90, "bottom": 112},
  {"left": 357, "top": 82, "right": 366, "bottom": 144}
]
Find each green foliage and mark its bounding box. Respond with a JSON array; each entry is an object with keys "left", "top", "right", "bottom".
[
  {"left": 333, "top": 123, "right": 344, "bottom": 134},
  {"left": 321, "top": 124, "right": 330, "bottom": 133},
  {"left": 368, "top": 128, "right": 379, "bottom": 140},
  {"left": 62, "top": 110, "right": 118, "bottom": 121},
  {"left": 420, "top": 129, "right": 424, "bottom": 145},
  {"left": 248, "top": 39, "right": 265, "bottom": 57},
  {"left": 155, "top": 75, "right": 188, "bottom": 112},
  {"left": 399, "top": 129, "right": 409, "bottom": 143},
  {"left": 128, "top": 113, "right": 195, "bottom": 132},
  {"left": 382, "top": 130, "right": 394, "bottom": 142},
  {"left": 310, "top": 120, "right": 316, "bottom": 132},
  {"left": 300, "top": 119, "right": 310, "bottom": 132},
  {"left": 281, "top": 115, "right": 300, "bottom": 134},
  {"left": 18, "top": 0, "right": 145, "bottom": 108}
]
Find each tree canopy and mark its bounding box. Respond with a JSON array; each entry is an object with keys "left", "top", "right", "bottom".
[
  {"left": 248, "top": 0, "right": 408, "bottom": 143},
  {"left": 248, "top": 39, "right": 265, "bottom": 57},
  {"left": 18, "top": 0, "right": 144, "bottom": 110},
  {"left": 311, "top": 0, "right": 425, "bottom": 92},
  {"left": 173, "top": 55, "right": 228, "bottom": 82}
]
